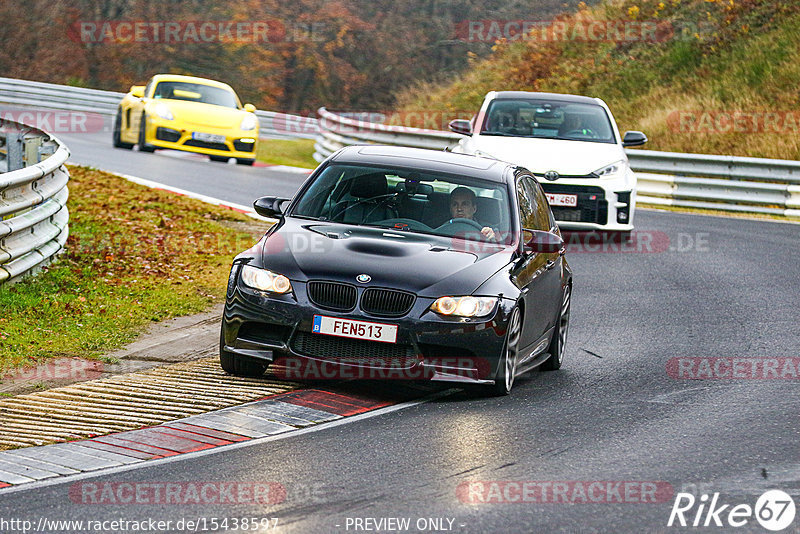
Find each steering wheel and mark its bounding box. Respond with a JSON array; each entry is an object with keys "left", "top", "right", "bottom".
[
  {"left": 436, "top": 217, "right": 484, "bottom": 233},
  {"left": 563, "top": 128, "right": 596, "bottom": 138}
]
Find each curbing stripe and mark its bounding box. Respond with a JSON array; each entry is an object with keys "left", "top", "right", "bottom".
[
  {"left": 0, "top": 458, "right": 59, "bottom": 480},
  {"left": 149, "top": 427, "right": 234, "bottom": 447},
  {"left": 77, "top": 440, "right": 157, "bottom": 460},
  {"left": 0, "top": 469, "right": 35, "bottom": 485},
  {"left": 9, "top": 447, "right": 123, "bottom": 471},
  {"left": 278, "top": 389, "right": 384, "bottom": 416},
  {"left": 163, "top": 422, "right": 249, "bottom": 443},
  {"left": 90, "top": 436, "right": 178, "bottom": 457},
  {"left": 102, "top": 429, "right": 214, "bottom": 454},
  {"left": 60, "top": 444, "right": 143, "bottom": 466},
  {"left": 0, "top": 452, "right": 81, "bottom": 475}
]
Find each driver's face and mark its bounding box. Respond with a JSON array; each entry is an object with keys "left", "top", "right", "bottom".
[{"left": 450, "top": 193, "right": 477, "bottom": 219}]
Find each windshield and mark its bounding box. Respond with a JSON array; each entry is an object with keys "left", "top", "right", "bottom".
[
  {"left": 292, "top": 164, "right": 514, "bottom": 245},
  {"left": 480, "top": 98, "right": 616, "bottom": 144},
  {"left": 152, "top": 81, "right": 239, "bottom": 108}
]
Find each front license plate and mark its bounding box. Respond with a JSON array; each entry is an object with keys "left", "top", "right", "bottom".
[
  {"left": 547, "top": 193, "right": 578, "bottom": 207},
  {"left": 192, "top": 132, "right": 226, "bottom": 144},
  {"left": 312, "top": 315, "right": 398, "bottom": 344}
]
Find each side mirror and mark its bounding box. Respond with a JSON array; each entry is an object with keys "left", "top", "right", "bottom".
[
  {"left": 254, "top": 196, "right": 290, "bottom": 218},
  {"left": 622, "top": 130, "right": 647, "bottom": 147},
  {"left": 243, "top": 103, "right": 256, "bottom": 113},
  {"left": 130, "top": 85, "right": 145, "bottom": 98},
  {"left": 448, "top": 119, "right": 472, "bottom": 136},
  {"left": 523, "top": 229, "right": 564, "bottom": 254}
]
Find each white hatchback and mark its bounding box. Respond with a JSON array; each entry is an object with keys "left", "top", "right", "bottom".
[{"left": 449, "top": 91, "right": 647, "bottom": 232}]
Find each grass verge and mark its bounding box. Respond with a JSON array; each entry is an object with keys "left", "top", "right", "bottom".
[
  {"left": 256, "top": 138, "right": 317, "bottom": 168},
  {"left": 0, "top": 165, "right": 267, "bottom": 373}
]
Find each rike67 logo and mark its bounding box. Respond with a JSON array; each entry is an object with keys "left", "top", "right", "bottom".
[{"left": 668, "top": 490, "right": 796, "bottom": 531}]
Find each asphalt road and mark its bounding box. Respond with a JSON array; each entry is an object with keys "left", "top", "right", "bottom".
[
  {"left": 1, "top": 127, "right": 799, "bottom": 533},
  {"left": 57, "top": 126, "right": 308, "bottom": 204}
]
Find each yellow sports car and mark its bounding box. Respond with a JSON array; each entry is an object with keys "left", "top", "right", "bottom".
[{"left": 113, "top": 74, "right": 259, "bottom": 165}]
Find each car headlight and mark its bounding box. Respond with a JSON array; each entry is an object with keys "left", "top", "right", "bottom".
[
  {"left": 154, "top": 103, "right": 174, "bottom": 120},
  {"left": 430, "top": 296, "right": 498, "bottom": 318},
  {"left": 240, "top": 265, "right": 292, "bottom": 294},
  {"left": 240, "top": 113, "right": 258, "bottom": 131},
  {"left": 593, "top": 160, "right": 626, "bottom": 178}
]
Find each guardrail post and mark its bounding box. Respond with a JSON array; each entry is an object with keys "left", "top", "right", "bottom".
[
  {"left": 38, "top": 143, "right": 55, "bottom": 162},
  {"left": 25, "top": 135, "right": 42, "bottom": 165},
  {"left": 6, "top": 131, "right": 24, "bottom": 171}
]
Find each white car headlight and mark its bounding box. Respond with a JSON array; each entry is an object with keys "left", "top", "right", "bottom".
[
  {"left": 154, "top": 103, "right": 174, "bottom": 120},
  {"left": 240, "top": 113, "right": 258, "bottom": 131},
  {"left": 241, "top": 265, "right": 292, "bottom": 294},
  {"left": 593, "top": 160, "right": 626, "bottom": 178},
  {"left": 430, "top": 296, "right": 498, "bottom": 318}
]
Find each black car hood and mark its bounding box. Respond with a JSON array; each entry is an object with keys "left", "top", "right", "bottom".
[{"left": 257, "top": 219, "right": 515, "bottom": 297}]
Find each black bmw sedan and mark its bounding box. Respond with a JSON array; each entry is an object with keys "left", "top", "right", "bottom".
[{"left": 220, "top": 145, "right": 572, "bottom": 395}]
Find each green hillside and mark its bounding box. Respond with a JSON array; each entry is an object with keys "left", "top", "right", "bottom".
[{"left": 395, "top": 0, "right": 800, "bottom": 159}]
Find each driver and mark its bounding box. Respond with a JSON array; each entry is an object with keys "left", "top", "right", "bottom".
[
  {"left": 558, "top": 113, "right": 590, "bottom": 137},
  {"left": 449, "top": 187, "right": 496, "bottom": 240}
]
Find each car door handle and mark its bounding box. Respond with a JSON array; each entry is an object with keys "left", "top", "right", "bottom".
[{"left": 545, "top": 260, "right": 556, "bottom": 270}]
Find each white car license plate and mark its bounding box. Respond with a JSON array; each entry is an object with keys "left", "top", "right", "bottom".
[
  {"left": 312, "top": 315, "right": 397, "bottom": 344},
  {"left": 192, "top": 132, "right": 226, "bottom": 144},
  {"left": 547, "top": 193, "right": 578, "bottom": 207}
]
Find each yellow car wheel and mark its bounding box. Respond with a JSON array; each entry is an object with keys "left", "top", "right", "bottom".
[
  {"left": 113, "top": 109, "right": 134, "bottom": 150},
  {"left": 138, "top": 113, "right": 155, "bottom": 153}
]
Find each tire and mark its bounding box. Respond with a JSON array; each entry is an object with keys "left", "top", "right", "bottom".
[
  {"left": 236, "top": 158, "right": 255, "bottom": 166},
  {"left": 486, "top": 306, "right": 522, "bottom": 396},
  {"left": 541, "top": 284, "right": 571, "bottom": 371},
  {"left": 209, "top": 155, "right": 230, "bottom": 163},
  {"left": 219, "top": 329, "right": 268, "bottom": 378},
  {"left": 112, "top": 109, "right": 134, "bottom": 149},
  {"left": 138, "top": 113, "right": 155, "bottom": 152}
]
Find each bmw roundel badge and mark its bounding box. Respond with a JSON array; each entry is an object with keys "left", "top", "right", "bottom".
[{"left": 356, "top": 274, "right": 371, "bottom": 283}]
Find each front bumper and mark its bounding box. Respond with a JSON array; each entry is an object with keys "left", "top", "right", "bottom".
[
  {"left": 540, "top": 182, "right": 635, "bottom": 232},
  {"left": 146, "top": 116, "right": 258, "bottom": 159},
  {"left": 221, "top": 273, "right": 515, "bottom": 384}
]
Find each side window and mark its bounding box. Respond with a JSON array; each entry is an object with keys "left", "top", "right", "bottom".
[
  {"left": 530, "top": 180, "right": 554, "bottom": 231},
  {"left": 144, "top": 80, "right": 153, "bottom": 98},
  {"left": 516, "top": 176, "right": 537, "bottom": 230},
  {"left": 518, "top": 176, "right": 551, "bottom": 231}
]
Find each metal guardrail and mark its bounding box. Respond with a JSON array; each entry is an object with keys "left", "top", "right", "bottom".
[
  {"left": 0, "top": 77, "right": 318, "bottom": 140},
  {"left": 0, "top": 120, "right": 70, "bottom": 284},
  {"left": 314, "top": 107, "right": 800, "bottom": 218}
]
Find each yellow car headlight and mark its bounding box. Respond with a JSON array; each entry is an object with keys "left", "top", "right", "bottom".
[
  {"left": 241, "top": 265, "right": 292, "bottom": 294},
  {"left": 240, "top": 113, "right": 257, "bottom": 131},
  {"left": 154, "top": 103, "right": 174, "bottom": 120},
  {"left": 430, "top": 296, "right": 498, "bottom": 318}
]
